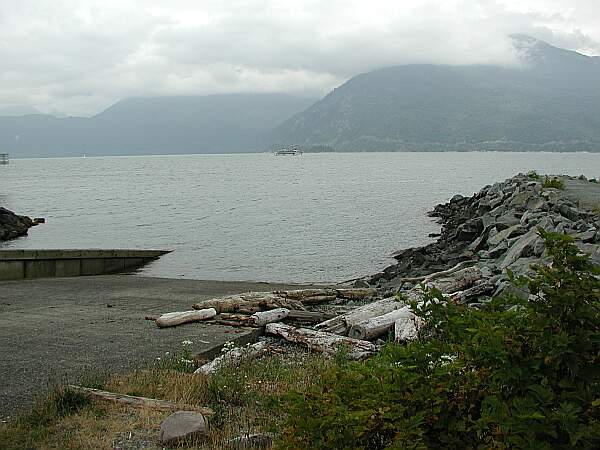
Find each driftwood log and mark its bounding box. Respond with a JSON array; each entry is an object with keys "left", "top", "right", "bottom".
[
  {"left": 266, "top": 323, "right": 378, "bottom": 360},
  {"left": 424, "top": 266, "right": 482, "bottom": 294},
  {"left": 348, "top": 307, "right": 413, "bottom": 341},
  {"left": 193, "top": 292, "right": 304, "bottom": 313},
  {"left": 68, "top": 385, "right": 213, "bottom": 416},
  {"left": 195, "top": 341, "right": 269, "bottom": 375},
  {"left": 155, "top": 308, "right": 217, "bottom": 328},
  {"left": 315, "top": 298, "right": 404, "bottom": 335},
  {"left": 449, "top": 281, "right": 495, "bottom": 303},
  {"left": 396, "top": 260, "right": 478, "bottom": 284},
  {"left": 287, "top": 310, "right": 337, "bottom": 322},
  {"left": 335, "top": 288, "right": 378, "bottom": 300},
  {"left": 250, "top": 308, "right": 290, "bottom": 326},
  {"left": 394, "top": 309, "right": 425, "bottom": 342}
]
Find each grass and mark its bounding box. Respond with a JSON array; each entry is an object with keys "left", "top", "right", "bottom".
[
  {"left": 0, "top": 347, "right": 330, "bottom": 449},
  {"left": 542, "top": 176, "right": 565, "bottom": 190}
]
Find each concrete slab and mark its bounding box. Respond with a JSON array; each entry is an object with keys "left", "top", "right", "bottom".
[
  {"left": 55, "top": 259, "right": 81, "bottom": 277},
  {"left": 104, "top": 258, "right": 125, "bottom": 274},
  {"left": 24, "top": 259, "right": 55, "bottom": 278},
  {"left": 0, "top": 275, "right": 318, "bottom": 421},
  {"left": 0, "top": 261, "right": 24, "bottom": 281},
  {"left": 80, "top": 258, "right": 105, "bottom": 276}
]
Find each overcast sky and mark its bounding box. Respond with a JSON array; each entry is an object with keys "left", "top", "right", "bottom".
[{"left": 1, "top": 0, "right": 599, "bottom": 116}]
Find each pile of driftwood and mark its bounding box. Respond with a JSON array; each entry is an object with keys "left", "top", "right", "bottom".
[{"left": 150, "top": 263, "right": 485, "bottom": 372}]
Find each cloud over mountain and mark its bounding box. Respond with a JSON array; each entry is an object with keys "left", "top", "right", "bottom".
[{"left": 1, "top": 0, "right": 599, "bottom": 116}]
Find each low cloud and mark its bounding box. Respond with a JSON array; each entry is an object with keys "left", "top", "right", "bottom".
[{"left": 1, "top": 0, "right": 598, "bottom": 116}]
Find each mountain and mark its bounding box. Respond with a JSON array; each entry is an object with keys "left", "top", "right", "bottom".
[
  {"left": 273, "top": 35, "right": 600, "bottom": 152},
  {"left": 0, "top": 94, "right": 316, "bottom": 157}
]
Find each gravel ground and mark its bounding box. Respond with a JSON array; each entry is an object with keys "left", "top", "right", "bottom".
[{"left": 0, "top": 275, "right": 316, "bottom": 421}]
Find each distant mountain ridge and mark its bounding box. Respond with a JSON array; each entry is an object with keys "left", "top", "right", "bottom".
[
  {"left": 3, "top": 36, "right": 600, "bottom": 157},
  {"left": 273, "top": 35, "right": 600, "bottom": 152},
  {"left": 0, "top": 94, "right": 316, "bottom": 157}
]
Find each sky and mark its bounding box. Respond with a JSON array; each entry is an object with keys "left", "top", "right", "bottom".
[{"left": 1, "top": 0, "right": 599, "bottom": 117}]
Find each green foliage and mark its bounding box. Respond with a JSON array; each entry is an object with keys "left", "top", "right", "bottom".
[
  {"left": 526, "top": 170, "right": 541, "bottom": 180},
  {"left": 280, "top": 232, "right": 600, "bottom": 449},
  {"left": 0, "top": 388, "right": 94, "bottom": 450},
  {"left": 543, "top": 176, "right": 565, "bottom": 190},
  {"left": 153, "top": 339, "right": 196, "bottom": 373}
]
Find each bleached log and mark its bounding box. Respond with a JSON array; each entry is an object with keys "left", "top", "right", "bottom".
[
  {"left": 68, "top": 385, "right": 213, "bottom": 416},
  {"left": 266, "top": 323, "right": 378, "bottom": 360},
  {"left": 315, "top": 297, "right": 404, "bottom": 335},
  {"left": 277, "top": 288, "right": 337, "bottom": 300},
  {"left": 193, "top": 292, "right": 304, "bottom": 313},
  {"left": 449, "top": 282, "right": 495, "bottom": 304},
  {"left": 423, "top": 266, "right": 482, "bottom": 294},
  {"left": 348, "top": 306, "right": 413, "bottom": 341},
  {"left": 250, "top": 308, "right": 290, "bottom": 326},
  {"left": 156, "top": 308, "right": 217, "bottom": 328},
  {"left": 195, "top": 341, "right": 269, "bottom": 375},
  {"left": 334, "top": 288, "right": 378, "bottom": 299},
  {"left": 395, "top": 311, "right": 425, "bottom": 342},
  {"left": 287, "top": 310, "right": 337, "bottom": 322},
  {"left": 397, "top": 260, "right": 478, "bottom": 283}
]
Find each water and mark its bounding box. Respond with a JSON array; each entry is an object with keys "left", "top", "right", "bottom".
[{"left": 1, "top": 152, "right": 599, "bottom": 283}]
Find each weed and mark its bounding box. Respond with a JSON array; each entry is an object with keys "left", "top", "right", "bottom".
[{"left": 542, "top": 176, "right": 565, "bottom": 189}]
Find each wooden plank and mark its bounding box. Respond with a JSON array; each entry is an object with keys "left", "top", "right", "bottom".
[{"left": 68, "top": 385, "right": 213, "bottom": 416}]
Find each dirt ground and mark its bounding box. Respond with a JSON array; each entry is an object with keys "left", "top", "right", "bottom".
[{"left": 0, "top": 275, "right": 315, "bottom": 421}]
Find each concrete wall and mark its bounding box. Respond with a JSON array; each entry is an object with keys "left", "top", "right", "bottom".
[{"left": 0, "top": 249, "right": 170, "bottom": 281}]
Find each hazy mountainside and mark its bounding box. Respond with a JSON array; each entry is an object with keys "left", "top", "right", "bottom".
[
  {"left": 273, "top": 36, "right": 600, "bottom": 152},
  {"left": 0, "top": 94, "right": 316, "bottom": 157}
]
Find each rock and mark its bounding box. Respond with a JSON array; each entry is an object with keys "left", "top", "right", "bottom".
[
  {"left": 488, "top": 242, "right": 508, "bottom": 258},
  {"left": 487, "top": 224, "right": 526, "bottom": 247},
  {"left": 159, "top": 411, "right": 207, "bottom": 445},
  {"left": 576, "top": 243, "right": 600, "bottom": 266},
  {"left": 353, "top": 279, "right": 371, "bottom": 288},
  {"left": 0, "top": 207, "right": 37, "bottom": 241},
  {"left": 559, "top": 204, "right": 581, "bottom": 222},
  {"left": 493, "top": 281, "right": 529, "bottom": 300},
  {"left": 227, "top": 433, "right": 273, "bottom": 449},
  {"left": 495, "top": 214, "right": 521, "bottom": 231},
  {"left": 498, "top": 231, "right": 542, "bottom": 270},
  {"left": 509, "top": 191, "right": 533, "bottom": 209},
  {"left": 574, "top": 229, "right": 597, "bottom": 243},
  {"left": 489, "top": 204, "right": 507, "bottom": 217}
]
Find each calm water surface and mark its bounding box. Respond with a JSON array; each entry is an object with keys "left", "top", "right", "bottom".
[{"left": 1, "top": 152, "right": 599, "bottom": 283}]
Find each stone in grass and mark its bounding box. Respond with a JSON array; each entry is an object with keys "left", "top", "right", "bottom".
[
  {"left": 228, "top": 433, "right": 274, "bottom": 449},
  {"left": 159, "top": 411, "right": 207, "bottom": 445}
]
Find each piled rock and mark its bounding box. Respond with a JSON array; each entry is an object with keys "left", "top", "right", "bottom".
[
  {"left": 0, "top": 207, "right": 35, "bottom": 241},
  {"left": 365, "top": 174, "right": 600, "bottom": 303}
]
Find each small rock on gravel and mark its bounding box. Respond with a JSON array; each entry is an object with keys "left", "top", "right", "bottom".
[{"left": 159, "top": 411, "right": 206, "bottom": 445}]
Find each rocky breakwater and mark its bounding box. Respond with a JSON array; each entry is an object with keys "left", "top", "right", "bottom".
[
  {"left": 366, "top": 173, "right": 600, "bottom": 303},
  {"left": 0, "top": 207, "right": 40, "bottom": 241}
]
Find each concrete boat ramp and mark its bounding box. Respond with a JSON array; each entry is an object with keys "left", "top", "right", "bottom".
[
  {"left": 0, "top": 248, "right": 170, "bottom": 281},
  {"left": 0, "top": 274, "right": 315, "bottom": 421}
]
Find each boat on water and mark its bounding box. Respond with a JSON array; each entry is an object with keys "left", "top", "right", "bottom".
[{"left": 274, "top": 148, "right": 303, "bottom": 156}]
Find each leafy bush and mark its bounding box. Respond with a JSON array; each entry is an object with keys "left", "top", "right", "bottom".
[
  {"left": 280, "top": 231, "right": 600, "bottom": 449},
  {"left": 526, "top": 170, "right": 540, "bottom": 180},
  {"left": 543, "top": 176, "right": 565, "bottom": 190}
]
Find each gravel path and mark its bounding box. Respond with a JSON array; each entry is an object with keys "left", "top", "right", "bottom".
[{"left": 0, "top": 275, "right": 315, "bottom": 421}]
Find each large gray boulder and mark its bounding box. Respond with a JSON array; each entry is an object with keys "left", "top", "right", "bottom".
[
  {"left": 159, "top": 411, "right": 207, "bottom": 445},
  {"left": 499, "top": 231, "right": 543, "bottom": 270}
]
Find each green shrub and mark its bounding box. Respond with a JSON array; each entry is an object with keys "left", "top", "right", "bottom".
[
  {"left": 526, "top": 170, "right": 540, "bottom": 180},
  {"left": 280, "top": 231, "right": 600, "bottom": 449},
  {"left": 543, "top": 177, "right": 565, "bottom": 190}
]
